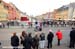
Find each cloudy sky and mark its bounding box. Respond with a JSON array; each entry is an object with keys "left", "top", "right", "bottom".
[{"left": 3, "top": 0, "right": 75, "bottom": 16}]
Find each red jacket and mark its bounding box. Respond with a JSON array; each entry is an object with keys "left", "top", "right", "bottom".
[{"left": 56, "top": 31, "right": 62, "bottom": 40}]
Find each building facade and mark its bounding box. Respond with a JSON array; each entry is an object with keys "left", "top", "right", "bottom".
[
  {"left": 0, "top": 0, "right": 8, "bottom": 21},
  {"left": 53, "top": 6, "right": 69, "bottom": 20},
  {"left": 0, "top": 0, "right": 21, "bottom": 22},
  {"left": 68, "top": 3, "right": 75, "bottom": 20},
  {"left": 35, "top": 12, "right": 52, "bottom": 22}
]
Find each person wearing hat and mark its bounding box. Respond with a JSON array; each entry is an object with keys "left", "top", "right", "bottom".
[
  {"left": 11, "top": 32, "right": 19, "bottom": 49},
  {"left": 47, "top": 29, "right": 54, "bottom": 49}
]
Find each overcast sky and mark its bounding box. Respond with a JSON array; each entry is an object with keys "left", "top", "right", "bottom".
[{"left": 3, "top": 0, "right": 75, "bottom": 16}]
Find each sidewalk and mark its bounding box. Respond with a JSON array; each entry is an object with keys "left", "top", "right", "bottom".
[{"left": 0, "top": 26, "right": 29, "bottom": 29}]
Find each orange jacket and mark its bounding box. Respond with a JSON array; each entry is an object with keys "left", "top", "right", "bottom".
[{"left": 56, "top": 31, "right": 62, "bottom": 40}]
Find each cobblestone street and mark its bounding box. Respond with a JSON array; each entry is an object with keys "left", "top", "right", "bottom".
[{"left": 0, "top": 26, "right": 74, "bottom": 49}]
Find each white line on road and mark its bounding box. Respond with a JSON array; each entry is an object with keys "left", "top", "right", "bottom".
[{"left": 2, "top": 46, "right": 23, "bottom": 48}]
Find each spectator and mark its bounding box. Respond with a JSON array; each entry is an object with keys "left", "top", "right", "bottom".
[
  {"left": 47, "top": 29, "right": 54, "bottom": 49},
  {"left": 0, "top": 42, "right": 1, "bottom": 48},
  {"left": 2, "top": 23, "right": 5, "bottom": 28},
  {"left": 28, "top": 22, "right": 31, "bottom": 28},
  {"left": 20, "top": 31, "right": 26, "bottom": 45},
  {"left": 0, "top": 42, "right": 1, "bottom": 45},
  {"left": 32, "top": 34, "right": 39, "bottom": 49},
  {"left": 28, "top": 33, "right": 33, "bottom": 49},
  {"left": 39, "top": 33, "right": 45, "bottom": 49},
  {"left": 56, "top": 29, "right": 62, "bottom": 46},
  {"left": 11, "top": 32, "right": 19, "bottom": 49},
  {"left": 23, "top": 33, "right": 32, "bottom": 49},
  {"left": 69, "top": 27, "right": 75, "bottom": 48},
  {"left": 21, "top": 24, "right": 24, "bottom": 28},
  {"left": 7, "top": 22, "right": 9, "bottom": 28}
]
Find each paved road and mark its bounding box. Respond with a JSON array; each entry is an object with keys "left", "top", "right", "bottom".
[{"left": 0, "top": 26, "right": 74, "bottom": 49}]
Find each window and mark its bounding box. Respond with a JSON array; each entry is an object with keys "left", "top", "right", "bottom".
[{"left": 4, "top": 5, "right": 9, "bottom": 9}]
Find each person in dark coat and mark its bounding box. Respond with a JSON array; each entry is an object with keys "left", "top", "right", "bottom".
[
  {"left": 32, "top": 34, "right": 39, "bottom": 49},
  {"left": 0, "top": 42, "right": 1, "bottom": 45},
  {"left": 28, "top": 33, "right": 33, "bottom": 49},
  {"left": 69, "top": 27, "right": 75, "bottom": 48},
  {"left": 47, "top": 30, "right": 54, "bottom": 49},
  {"left": 23, "top": 33, "right": 32, "bottom": 49},
  {"left": 20, "top": 31, "right": 27, "bottom": 49},
  {"left": 11, "top": 32, "right": 19, "bottom": 49},
  {"left": 0, "top": 42, "right": 1, "bottom": 48},
  {"left": 40, "top": 33, "right": 45, "bottom": 41}
]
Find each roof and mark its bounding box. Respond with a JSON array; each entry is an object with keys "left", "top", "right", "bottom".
[
  {"left": 57, "top": 5, "right": 69, "bottom": 11},
  {"left": 69, "top": 2, "right": 75, "bottom": 8}
]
